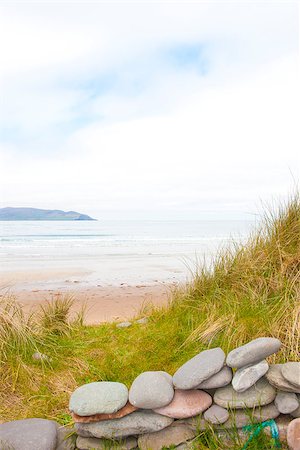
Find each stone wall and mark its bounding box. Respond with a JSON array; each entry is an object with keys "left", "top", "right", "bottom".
[{"left": 0, "top": 337, "right": 299, "bottom": 450}]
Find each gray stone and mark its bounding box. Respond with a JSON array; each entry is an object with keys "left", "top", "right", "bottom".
[
  {"left": 76, "top": 435, "right": 137, "bottom": 449},
  {"left": 232, "top": 360, "right": 269, "bottom": 392},
  {"left": 226, "top": 337, "right": 281, "bottom": 368},
  {"left": 116, "top": 322, "right": 132, "bottom": 328},
  {"left": 56, "top": 425, "right": 76, "bottom": 450},
  {"left": 69, "top": 382, "right": 128, "bottom": 416},
  {"left": 173, "top": 348, "right": 226, "bottom": 390},
  {"left": 129, "top": 371, "right": 174, "bottom": 409},
  {"left": 75, "top": 411, "right": 173, "bottom": 439},
  {"left": 281, "top": 362, "right": 300, "bottom": 388},
  {"left": 203, "top": 405, "right": 229, "bottom": 424},
  {"left": 196, "top": 366, "right": 232, "bottom": 389},
  {"left": 216, "top": 403, "right": 280, "bottom": 429},
  {"left": 214, "top": 377, "right": 276, "bottom": 409},
  {"left": 136, "top": 317, "right": 148, "bottom": 325},
  {"left": 292, "top": 396, "right": 300, "bottom": 418},
  {"left": 275, "top": 392, "right": 299, "bottom": 414},
  {"left": 0, "top": 419, "right": 57, "bottom": 450},
  {"left": 266, "top": 364, "right": 300, "bottom": 393},
  {"left": 138, "top": 423, "right": 195, "bottom": 450}
]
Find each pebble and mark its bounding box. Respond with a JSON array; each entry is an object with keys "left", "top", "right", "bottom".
[
  {"left": 266, "top": 364, "right": 300, "bottom": 393},
  {"left": 214, "top": 377, "right": 276, "bottom": 409},
  {"left": 72, "top": 402, "right": 137, "bottom": 423},
  {"left": 138, "top": 423, "right": 195, "bottom": 450},
  {"left": 32, "top": 352, "right": 51, "bottom": 362},
  {"left": 136, "top": 317, "right": 148, "bottom": 325},
  {"left": 129, "top": 371, "right": 174, "bottom": 409},
  {"left": 75, "top": 411, "right": 173, "bottom": 439},
  {"left": 275, "top": 392, "right": 299, "bottom": 414},
  {"left": 76, "top": 435, "right": 137, "bottom": 450},
  {"left": 69, "top": 382, "right": 128, "bottom": 416},
  {"left": 226, "top": 337, "right": 281, "bottom": 368},
  {"left": 203, "top": 405, "right": 229, "bottom": 424},
  {"left": 173, "top": 348, "right": 226, "bottom": 389},
  {"left": 116, "top": 322, "right": 132, "bottom": 328},
  {"left": 232, "top": 360, "right": 269, "bottom": 392},
  {"left": 287, "top": 418, "right": 300, "bottom": 450},
  {"left": 0, "top": 419, "right": 57, "bottom": 450},
  {"left": 196, "top": 366, "right": 232, "bottom": 389},
  {"left": 154, "top": 389, "right": 212, "bottom": 419},
  {"left": 281, "top": 362, "right": 300, "bottom": 388}
]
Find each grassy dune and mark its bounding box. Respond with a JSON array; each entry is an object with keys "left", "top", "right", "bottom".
[{"left": 0, "top": 195, "right": 299, "bottom": 448}]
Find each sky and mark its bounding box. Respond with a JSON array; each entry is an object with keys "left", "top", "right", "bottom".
[{"left": 0, "top": 1, "right": 299, "bottom": 220}]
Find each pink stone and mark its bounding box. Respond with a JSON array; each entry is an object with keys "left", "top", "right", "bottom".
[
  {"left": 287, "top": 418, "right": 300, "bottom": 450},
  {"left": 154, "top": 389, "right": 212, "bottom": 419}
]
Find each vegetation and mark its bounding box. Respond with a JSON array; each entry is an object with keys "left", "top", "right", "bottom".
[{"left": 0, "top": 195, "right": 299, "bottom": 449}]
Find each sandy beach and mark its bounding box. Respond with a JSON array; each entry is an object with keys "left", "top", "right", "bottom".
[{"left": 1, "top": 277, "right": 172, "bottom": 324}]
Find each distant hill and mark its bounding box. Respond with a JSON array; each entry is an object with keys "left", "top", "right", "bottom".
[{"left": 0, "top": 207, "right": 96, "bottom": 221}]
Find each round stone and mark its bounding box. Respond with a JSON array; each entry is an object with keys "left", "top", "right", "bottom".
[
  {"left": 226, "top": 337, "right": 281, "bottom": 368},
  {"left": 287, "top": 418, "right": 300, "bottom": 450},
  {"left": 75, "top": 411, "right": 173, "bottom": 439},
  {"left": 204, "top": 405, "right": 229, "bottom": 424},
  {"left": 138, "top": 423, "right": 195, "bottom": 450},
  {"left": 154, "top": 389, "right": 212, "bottom": 419},
  {"left": 266, "top": 364, "right": 300, "bottom": 393},
  {"left": 281, "top": 362, "right": 300, "bottom": 388},
  {"left": 216, "top": 403, "right": 280, "bottom": 429},
  {"left": 69, "top": 382, "right": 128, "bottom": 416},
  {"left": 0, "top": 419, "right": 57, "bottom": 450},
  {"left": 196, "top": 366, "right": 232, "bottom": 389},
  {"left": 129, "top": 371, "right": 174, "bottom": 409},
  {"left": 275, "top": 392, "right": 299, "bottom": 414},
  {"left": 173, "top": 348, "right": 226, "bottom": 390},
  {"left": 214, "top": 378, "right": 276, "bottom": 409},
  {"left": 232, "top": 360, "right": 269, "bottom": 392},
  {"left": 292, "top": 396, "right": 300, "bottom": 418}
]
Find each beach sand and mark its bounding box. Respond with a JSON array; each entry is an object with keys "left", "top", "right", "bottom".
[{"left": 1, "top": 282, "right": 172, "bottom": 325}]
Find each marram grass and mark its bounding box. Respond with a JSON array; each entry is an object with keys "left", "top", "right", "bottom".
[{"left": 0, "top": 195, "right": 299, "bottom": 449}]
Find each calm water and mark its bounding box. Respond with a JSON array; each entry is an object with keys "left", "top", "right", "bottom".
[{"left": 0, "top": 220, "right": 255, "bottom": 288}]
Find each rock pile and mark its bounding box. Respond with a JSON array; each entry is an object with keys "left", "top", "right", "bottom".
[{"left": 1, "top": 336, "right": 299, "bottom": 450}]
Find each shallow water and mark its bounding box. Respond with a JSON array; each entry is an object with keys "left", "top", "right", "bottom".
[{"left": 0, "top": 220, "right": 255, "bottom": 287}]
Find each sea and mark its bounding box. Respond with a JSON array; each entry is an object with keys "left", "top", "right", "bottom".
[{"left": 0, "top": 220, "right": 255, "bottom": 289}]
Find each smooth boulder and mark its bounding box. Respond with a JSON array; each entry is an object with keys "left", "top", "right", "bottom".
[
  {"left": 154, "top": 389, "right": 212, "bottom": 419},
  {"left": 203, "top": 405, "right": 229, "bottom": 424},
  {"left": 216, "top": 403, "right": 280, "bottom": 429},
  {"left": 292, "top": 396, "right": 300, "bottom": 418},
  {"left": 275, "top": 392, "right": 299, "bottom": 414},
  {"left": 281, "top": 362, "right": 300, "bottom": 388},
  {"left": 75, "top": 411, "right": 173, "bottom": 439},
  {"left": 232, "top": 360, "right": 269, "bottom": 392},
  {"left": 214, "top": 378, "right": 276, "bottom": 409},
  {"left": 69, "top": 382, "right": 128, "bottom": 416},
  {"left": 129, "top": 371, "right": 174, "bottom": 409},
  {"left": 173, "top": 348, "right": 226, "bottom": 389},
  {"left": 287, "top": 418, "right": 300, "bottom": 450},
  {"left": 0, "top": 419, "right": 57, "bottom": 450},
  {"left": 138, "top": 423, "right": 195, "bottom": 450},
  {"left": 226, "top": 337, "right": 281, "bottom": 368},
  {"left": 196, "top": 366, "right": 232, "bottom": 389},
  {"left": 266, "top": 364, "right": 300, "bottom": 393}
]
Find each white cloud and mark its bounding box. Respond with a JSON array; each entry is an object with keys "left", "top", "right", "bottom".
[{"left": 0, "top": 2, "right": 299, "bottom": 218}]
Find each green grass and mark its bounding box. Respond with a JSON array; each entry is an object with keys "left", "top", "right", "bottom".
[{"left": 0, "top": 194, "right": 299, "bottom": 449}]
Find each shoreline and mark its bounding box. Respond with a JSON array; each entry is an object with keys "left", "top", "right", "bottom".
[{"left": 1, "top": 283, "right": 173, "bottom": 325}]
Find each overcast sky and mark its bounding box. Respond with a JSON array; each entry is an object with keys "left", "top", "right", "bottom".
[{"left": 0, "top": 1, "right": 299, "bottom": 220}]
